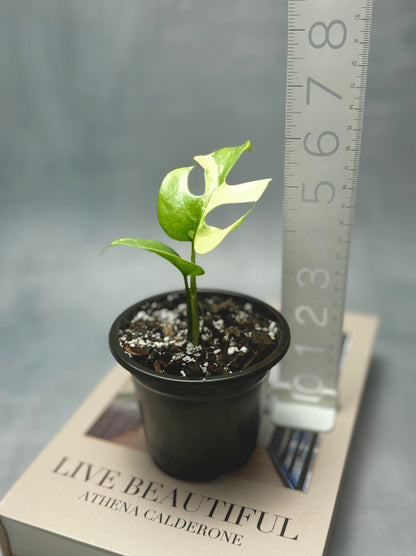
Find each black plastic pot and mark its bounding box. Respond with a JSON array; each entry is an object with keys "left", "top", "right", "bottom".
[{"left": 109, "top": 290, "right": 290, "bottom": 481}]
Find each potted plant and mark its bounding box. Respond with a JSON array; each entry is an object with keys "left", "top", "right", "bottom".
[{"left": 105, "top": 140, "right": 290, "bottom": 481}]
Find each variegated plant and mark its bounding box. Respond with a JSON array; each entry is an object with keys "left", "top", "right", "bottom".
[{"left": 106, "top": 141, "right": 271, "bottom": 345}]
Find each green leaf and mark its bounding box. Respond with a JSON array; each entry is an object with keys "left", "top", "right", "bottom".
[
  {"left": 194, "top": 140, "right": 253, "bottom": 193},
  {"left": 105, "top": 238, "right": 205, "bottom": 277},
  {"left": 157, "top": 140, "right": 271, "bottom": 255},
  {"left": 157, "top": 166, "right": 203, "bottom": 242}
]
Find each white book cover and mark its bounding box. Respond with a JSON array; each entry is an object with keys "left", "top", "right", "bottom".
[{"left": 0, "top": 312, "right": 378, "bottom": 556}]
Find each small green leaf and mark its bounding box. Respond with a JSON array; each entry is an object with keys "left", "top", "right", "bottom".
[
  {"left": 156, "top": 141, "right": 271, "bottom": 255},
  {"left": 105, "top": 238, "right": 205, "bottom": 277}
]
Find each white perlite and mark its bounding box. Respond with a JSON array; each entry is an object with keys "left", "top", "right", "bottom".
[
  {"left": 118, "top": 295, "right": 281, "bottom": 378},
  {"left": 268, "top": 321, "right": 278, "bottom": 339},
  {"left": 131, "top": 310, "right": 153, "bottom": 323}
]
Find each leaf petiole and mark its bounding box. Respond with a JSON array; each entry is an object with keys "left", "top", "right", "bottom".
[{"left": 188, "top": 243, "right": 200, "bottom": 345}]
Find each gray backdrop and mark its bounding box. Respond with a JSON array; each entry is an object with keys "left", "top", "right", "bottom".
[{"left": 1, "top": 1, "right": 415, "bottom": 555}]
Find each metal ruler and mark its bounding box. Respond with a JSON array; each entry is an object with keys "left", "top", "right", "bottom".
[{"left": 271, "top": 0, "right": 373, "bottom": 431}]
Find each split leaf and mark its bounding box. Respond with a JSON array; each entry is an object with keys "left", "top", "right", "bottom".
[{"left": 157, "top": 140, "right": 271, "bottom": 254}]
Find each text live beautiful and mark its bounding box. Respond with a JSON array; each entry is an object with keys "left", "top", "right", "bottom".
[{"left": 53, "top": 456, "right": 299, "bottom": 548}]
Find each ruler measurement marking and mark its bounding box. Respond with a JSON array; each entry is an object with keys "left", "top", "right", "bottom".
[{"left": 272, "top": 0, "right": 373, "bottom": 431}]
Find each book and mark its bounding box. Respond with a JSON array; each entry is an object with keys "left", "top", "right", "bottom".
[{"left": 0, "top": 312, "right": 378, "bottom": 556}]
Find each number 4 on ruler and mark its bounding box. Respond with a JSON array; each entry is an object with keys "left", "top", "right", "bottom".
[{"left": 270, "top": 0, "right": 373, "bottom": 432}]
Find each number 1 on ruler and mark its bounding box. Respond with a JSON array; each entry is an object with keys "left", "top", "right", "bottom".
[{"left": 270, "top": 0, "right": 373, "bottom": 431}]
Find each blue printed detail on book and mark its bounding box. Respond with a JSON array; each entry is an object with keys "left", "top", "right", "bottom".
[{"left": 267, "top": 428, "right": 320, "bottom": 492}]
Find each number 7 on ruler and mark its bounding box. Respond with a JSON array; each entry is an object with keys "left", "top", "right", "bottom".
[{"left": 270, "top": 0, "right": 373, "bottom": 432}]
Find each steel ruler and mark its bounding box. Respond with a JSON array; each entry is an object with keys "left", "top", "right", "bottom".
[{"left": 270, "top": 0, "right": 373, "bottom": 431}]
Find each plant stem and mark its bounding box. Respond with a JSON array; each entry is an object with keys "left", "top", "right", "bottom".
[
  {"left": 183, "top": 276, "right": 193, "bottom": 341},
  {"left": 188, "top": 245, "right": 200, "bottom": 345}
]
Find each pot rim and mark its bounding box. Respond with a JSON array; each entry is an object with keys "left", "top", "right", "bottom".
[{"left": 109, "top": 289, "right": 290, "bottom": 390}]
